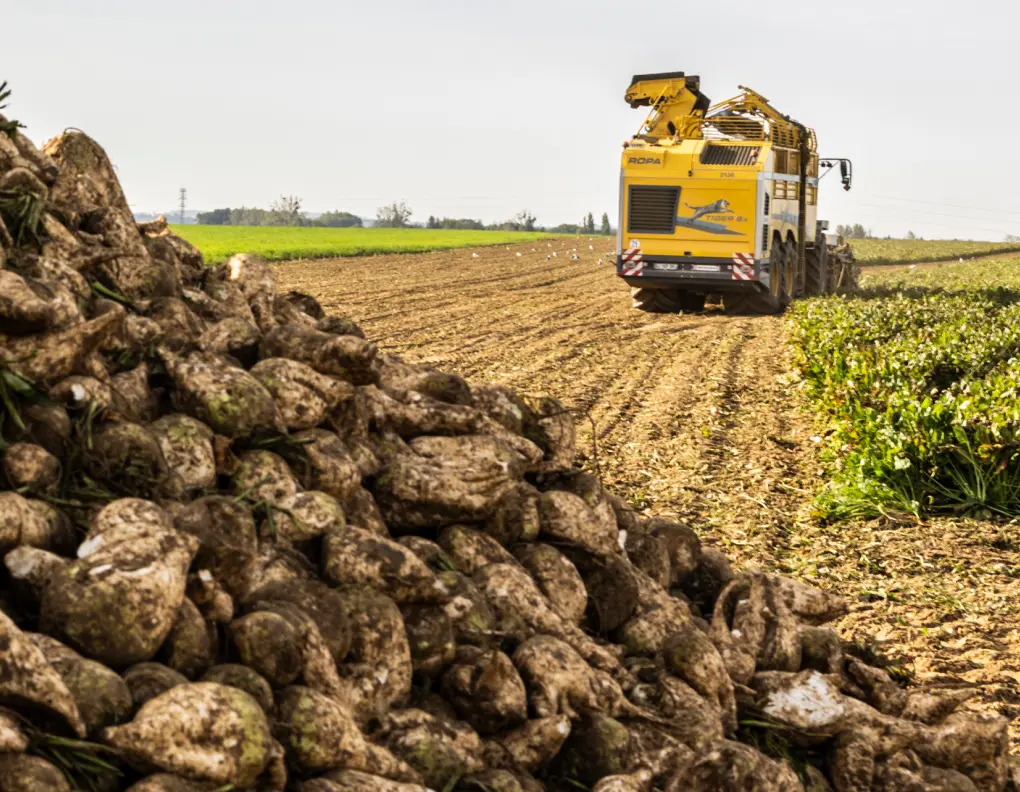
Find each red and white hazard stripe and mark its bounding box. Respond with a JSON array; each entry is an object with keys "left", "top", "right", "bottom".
[
  {"left": 731, "top": 253, "right": 755, "bottom": 281},
  {"left": 621, "top": 248, "right": 645, "bottom": 277}
]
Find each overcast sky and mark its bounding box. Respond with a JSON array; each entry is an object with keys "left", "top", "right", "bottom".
[{"left": 5, "top": 0, "right": 1018, "bottom": 238}]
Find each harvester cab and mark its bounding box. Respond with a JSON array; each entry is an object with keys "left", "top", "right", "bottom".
[{"left": 617, "top": 71, "right": 855, "bottom": 314}]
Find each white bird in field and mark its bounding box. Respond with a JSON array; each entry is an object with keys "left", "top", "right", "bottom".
[
  {"left": 547, "top": 243, "right": 552, "bottom": 247},
  {"left": 589, "top": 245, "right": 594, "bottom": 250},
  {"left": 570, "top": 254, "right": 580, "bottom": 260},
  {"left": 472, "top": 252, "right": 480, "bottom": 258},
  {"left": 546, "top": 255, "right": 551, "bottom": 260},
  {"left": 552, "top": 251, "right": 558, "bottom": 257},
  {"left": 516, "top": 252, "right": 522, "bottom": 257},
  {"left": 597, "top": 258, "right": 603, "bottom": 265}
]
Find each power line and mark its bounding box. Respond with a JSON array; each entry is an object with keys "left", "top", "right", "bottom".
[
  {"left": 834, "top": 208, "right": 1016, "bottom": 238},
  {"left": 838, "top": 199, "right": 1020, "bottom": 226},
  {"left": 851, "top": 192, "right": 1020, "bottom": 217}
]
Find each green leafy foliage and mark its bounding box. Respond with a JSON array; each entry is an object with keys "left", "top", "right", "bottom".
[
  {"left": 850, "top": 238, "right": 1020, "bottom": 267},
  {"left": 0, "top": 80, "right": 25, "bottom": 139},
  {"left": 790, "top": 257, "right": 1020, "bottom": 518}
]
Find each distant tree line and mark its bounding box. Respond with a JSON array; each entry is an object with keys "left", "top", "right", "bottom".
[
  {"left": 834, "top": 223, "right": 872, "bottom": 240},
  {"left": 198, "top": 196, "right": 616, "bottom": 234},
  {"left": 197, "top": 196, "right": 362, "bottom": 227}
]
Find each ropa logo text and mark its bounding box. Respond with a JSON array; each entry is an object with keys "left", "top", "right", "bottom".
[{"left": 628, "top": 157, "right": 661, "bottom": 165}]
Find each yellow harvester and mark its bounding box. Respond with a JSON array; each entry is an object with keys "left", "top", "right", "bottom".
[{"left": 617, "top": 72, "right": 853, "bottom": 313}]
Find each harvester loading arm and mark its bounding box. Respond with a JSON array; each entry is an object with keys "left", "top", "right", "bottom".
[{"left": 624, "top": 72, "right": 712, "bottom": 141}]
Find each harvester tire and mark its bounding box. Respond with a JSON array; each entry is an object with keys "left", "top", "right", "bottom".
[
  {"left": 805, "top": 244, "right": 828, "bottom": 296},
  {"left": 780, "top": 239, "right": 797, "bottom": 305},
  {"left": 631, "top": 287, "right": 697, "bottom": 313},
  {"left": 725, "top": 242, "right": 786, "bottom": 314},
  {"left": 723, "top": 284, "right": 783, "bottom": 315},
  {"left": 679, "top": 292, "right": 707, "bottom": 312}
]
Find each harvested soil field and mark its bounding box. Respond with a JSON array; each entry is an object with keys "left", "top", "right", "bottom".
[{"left": 279, "top": 239, "right": 1020, "bottom": 746}]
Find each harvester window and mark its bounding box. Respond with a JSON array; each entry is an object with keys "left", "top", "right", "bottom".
[
  {"left": 627, "top": 185, "right": 680, "bottom": 235},
  {"left": 775, "top": 150, "right": 788, "bottom": 174},
  {"left": 807, "top": 185, "right": 817, "bottom": 205}
]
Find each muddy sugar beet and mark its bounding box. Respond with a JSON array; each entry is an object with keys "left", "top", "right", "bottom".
[{"left": 0, "top": 114, "right": 1010, "bottom": 792}]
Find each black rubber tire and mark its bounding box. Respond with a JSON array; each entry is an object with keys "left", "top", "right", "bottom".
[
  {"left": 631, "top": 287, "right": 685, "bottom": 313},
  {"left": 723, "top": 287, "right": 783, "bottom": 315},
  {"left": 805, "top": 244, "right": 828, "bottom": 296},
  {"left": 780, "top": 239, "right": 796, "bottom": 305},
  {"left": 678, "top": 292, "right": 707, "bottom": 312}
]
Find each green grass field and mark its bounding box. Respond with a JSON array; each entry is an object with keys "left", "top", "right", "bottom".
[
  {"left": 170, "top": 226, "right": 564, "bottom": 263},
  {"left": 790, "top": 254, "right": 1020, "bottom": 519},
  {"left": 850, "top": 238, "right": 1020, "bottom": 267}
]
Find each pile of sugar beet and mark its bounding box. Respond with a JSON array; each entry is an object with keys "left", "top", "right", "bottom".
[{"left": 0, "top": 111, "right": 1013, "bottom": 792}]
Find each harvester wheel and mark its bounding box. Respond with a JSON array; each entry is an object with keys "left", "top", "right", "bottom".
[
  {"left": 724, "top": 243, "right": 785, "bottom": 314},
  {"left": 805, "top": 244, "right": 828, "bottom": 296},
  {"left": 631, "top": 287, "right": 685, "bottom": 313},
  {"left": 780, "top": 239, "right": 796, "bottom": 305},
  {"left": 679, "top": 292, "right": 707, "bottom": 312}
]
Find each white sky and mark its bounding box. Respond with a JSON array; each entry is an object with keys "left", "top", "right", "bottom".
[{"left": 4, "top": 0, "right": 1018, "bottom": 238}]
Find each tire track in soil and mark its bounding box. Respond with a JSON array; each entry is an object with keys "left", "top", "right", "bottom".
[{"left": 277, "top": 242, "right": 1020, "bottom": 746}]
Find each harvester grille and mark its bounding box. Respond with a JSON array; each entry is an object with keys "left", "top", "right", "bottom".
[{"left": 627, "top": 185, "right": 680, "bottom": 235}]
